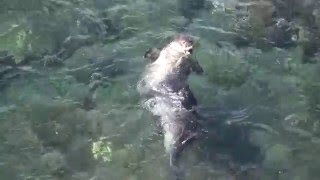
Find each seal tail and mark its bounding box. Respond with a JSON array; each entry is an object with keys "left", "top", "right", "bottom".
[
  {"left": 168, "top": 132, "right": 199, "bottom": 180},
  {"left": 169, "top": 150, "right": 184, "bottom": 180}
]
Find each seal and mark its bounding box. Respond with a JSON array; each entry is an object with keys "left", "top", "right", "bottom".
[{"left": 137, "top": 34, "right": 204, "bottom": 179}]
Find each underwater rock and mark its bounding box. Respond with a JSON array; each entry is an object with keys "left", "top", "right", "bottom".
[
  {"left": 98, "top": 4, "right": 144, "bottom": 41},
  {"left": 205, "top": 50, "right": 251, "bottom": 89},
  {"left": 42, "top": 54, "right": 64, "bottom": 67},
  {"left": 126, "top": 175, "right": 139, "bottom": 180},
  {"left": 71, "top": 172, "right": 90, "bottom": 180},
  {"left": 0, "top": 51, "right": 15, "bottom": 66},
  {"left": 177, "top": 0, "right": 206, "bottom": 20},
  {"left": 73, "top": 8, "right": 107, "bottom": 39},
  {"left": 112, "top": 146, "right": 145, "bottom": 169},
  {"left": 169, "top": 16, "right": 190, "bottom": 31},
  {"left": 265, "top": 18, "right": 299, "bottom": 48},
  {"left": 65, "top": 136, "right": 95, "bottom": 172},
  {"left": 0, "top": 65, "right": 13, "bottom": 77},
  {"left": 82, "top": 109, "right": 104, "bottom": 136},
  {"left": 56, "top": 35, "right": 95, "bottom": 60},
  {"left": 33, "top": 117, "right": 74, "bottom": 147},
  {"left": 273, "top": 0, "right": 316, "bottom": 21},
  {"left": 263, "top": 144, "right": 292, "bottom": 171},
  {"left": 28, "top": 100, "right": 81, "bottom": 147},
  {"left": 41, "top": 150, "right": 67, "bottom": 175},
  {"left": 0, "top": 65, "right": 38, "bottom": 90},
  {"left": 33, "top": 35, "right": 96, "bottom": 67},
  {"left": 64, "top": 43, "right": 124, "bottom": 84},
  {"left": 314, "top": 7, "right": 320, "bottom": 27},
  {"left": 297, "top": 27, "right": 320, "bottom": 63},
  {"left": 20, "top": 5, "right": 114, "bottom": 67},
  {"left": 223, "top": 1, "right": 316, "bottom": 51},
  {"left": 82, "top": 92, "right": 97, "bottom": 110},
  {"left": 249, "top": 130, "right": 273, "bottom": 150},
  {"left": 112, "top": 148, "right": 130, "bottom": 167},
  {"left": 244, "top": 0, "right": 276, "bottom": 27}
]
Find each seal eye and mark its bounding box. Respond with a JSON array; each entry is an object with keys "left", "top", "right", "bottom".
[
  {"left": 178, "top": 34, "right": 193, "bottom": 45},
  {"left": 181, "top": 40, "right": 187, "bottom": 47}
]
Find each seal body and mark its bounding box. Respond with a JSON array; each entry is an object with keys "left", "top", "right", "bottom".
[{"left": 137, "top": 34, "right": 203, "bottom": 175}]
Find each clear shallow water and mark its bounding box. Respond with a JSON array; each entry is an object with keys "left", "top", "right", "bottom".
[{"left": 1, "top": 0, "right": 320, "bottom": 179}]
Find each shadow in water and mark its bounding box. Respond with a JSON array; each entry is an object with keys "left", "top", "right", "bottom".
[{"left": 183, "top": 106, "right": 264, "bottom": 179}]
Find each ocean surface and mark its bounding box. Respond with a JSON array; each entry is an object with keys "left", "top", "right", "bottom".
[{"left": 1, "top": 0, "right": 320, "bottom": 179}]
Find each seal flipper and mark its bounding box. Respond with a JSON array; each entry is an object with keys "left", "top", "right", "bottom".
[
  {"left": 188, "top": 58, "right": 204, "bottom": 75},
  {"left": 144, "top": 48, "right": 161, "bottom": 63}
]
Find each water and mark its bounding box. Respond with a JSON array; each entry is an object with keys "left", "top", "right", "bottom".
[{"left": 0, "top": 0, "right": 320, "bottom": 179}]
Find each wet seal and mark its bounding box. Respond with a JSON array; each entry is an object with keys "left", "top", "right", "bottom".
[{"left": 137, "top": 34, "right": 205, "bottom": 179}]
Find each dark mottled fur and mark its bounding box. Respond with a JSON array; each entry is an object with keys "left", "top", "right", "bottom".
[
  {"left": 143, "top": 45, "right": 203, "bottom": 111},
  {"left": 137, "top": 34, "right": 205, "bottom": 179}
]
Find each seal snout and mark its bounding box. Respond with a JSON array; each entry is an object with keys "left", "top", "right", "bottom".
[{"left": 175, "top": 34, "right": 194, "bottom": 55}]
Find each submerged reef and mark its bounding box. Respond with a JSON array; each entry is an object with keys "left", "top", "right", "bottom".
[{"left": 0, "top": 0, "right": 320, "bottom": 180}]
